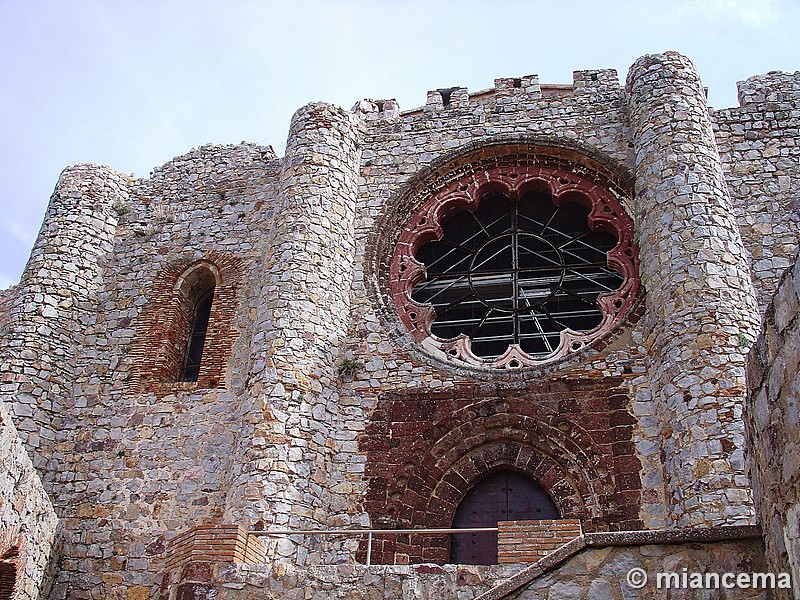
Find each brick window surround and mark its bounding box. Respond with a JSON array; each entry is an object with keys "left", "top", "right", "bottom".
[
  {"left": 0, "top": 530, "right": 22, "bottom": 600},
  {"left": 360, "top": 379, "right": 643, "bottom": 565},
  {"left": 130, "top": 253, "right": 243, "bottom": 394}
]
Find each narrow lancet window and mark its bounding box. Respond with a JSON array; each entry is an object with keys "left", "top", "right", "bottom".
[
  {"left": 181, "top": 288, "right": 214, "bottom": 382},
  {"left": 175, "top": 264, "right": 218, "bottom": 383}
]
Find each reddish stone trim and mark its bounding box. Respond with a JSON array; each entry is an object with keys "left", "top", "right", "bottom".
[
  {"left": 130, "top": 252, "right": 243, "bottom": 394},
  {"left": 389, "top": 163, "right": 639, "bottom": 369},
  {"left": 0, "top": 528, "right": 23, "bottom": 600},
  {"left": 359, "top": 379, "right": 643, "bottom": 564}
]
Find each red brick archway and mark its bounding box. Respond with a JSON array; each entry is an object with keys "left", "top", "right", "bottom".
[{"left": 360, "top": 379, "right": 643, "bottom": 564}]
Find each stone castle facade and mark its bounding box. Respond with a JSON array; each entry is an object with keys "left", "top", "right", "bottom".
[{"left": 1, "top": 51, "right": 799, "bottom": 598}]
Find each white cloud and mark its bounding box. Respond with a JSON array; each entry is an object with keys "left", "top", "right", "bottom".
[
  {"left": 1, "top": 221, "right": 37, "bottom": 248},
  {"left": 0, "top": 275, "right": 16, "bottom": 291},
  {"left": 677, "top": 0, "right": 779, "bottom": 28}
]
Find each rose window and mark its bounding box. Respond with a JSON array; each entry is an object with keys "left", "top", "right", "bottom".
[{"left": 390, "top": 164, "right": 639, "bottom": 369}]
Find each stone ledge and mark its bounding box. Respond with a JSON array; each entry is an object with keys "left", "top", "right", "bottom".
[{"left": 475, "top": 525, "right": 762, "bottom": 600}]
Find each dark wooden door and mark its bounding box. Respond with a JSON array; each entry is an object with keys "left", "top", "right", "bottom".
[{"left": 450, "top": 470, "right": 559, "bottom": 564}]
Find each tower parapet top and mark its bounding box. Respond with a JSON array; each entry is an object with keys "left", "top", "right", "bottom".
[{"left": 737, "top": 70, "right": 800, "bottom": 107}]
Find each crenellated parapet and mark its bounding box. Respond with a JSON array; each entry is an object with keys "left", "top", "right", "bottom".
[
  {"left": 737, "top": 70, "right": 800, "bottom": 107},
  {"left": 713, "top": 69, "right": 800, "bottom": 311}
]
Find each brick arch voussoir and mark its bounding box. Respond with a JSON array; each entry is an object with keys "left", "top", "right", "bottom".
[
  {"left": 389, "top": 415, "right": 609, "bottom": 528},
  {"left": 0, "top": 528, "right": 23, "bottom": 600},
  {"left": 431, "top": 411, "right": 600, "bottom": 468},
  {"left": 399, "top": 400, "right": 613, "bottom": 495},
  {"left": 424, "top": 441, "right": 589, "bottom": 528}
]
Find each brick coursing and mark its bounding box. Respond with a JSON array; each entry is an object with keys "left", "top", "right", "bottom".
[
  {"left": 0, "top": 538, "right": 21, "bottom": 600},
  {"left": 164, "top": 525, "right": 266, "bottom": 571},
  {"left": 496, "top": 519, "right": 582, "bottom": 563}
]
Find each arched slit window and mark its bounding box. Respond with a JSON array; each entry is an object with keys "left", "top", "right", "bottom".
[
  {"left": 133, "top": 255, "right": 242, "bottom": 393},
  {"left": 181, "top": 288, "right": 214, "bottom": 382},
  {"left": 175, "top": 264, "right": 217, "bottom": 383}
]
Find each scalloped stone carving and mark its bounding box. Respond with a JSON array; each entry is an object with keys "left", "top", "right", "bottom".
[{"left": 390, "top": 163, "right": 639, "bottom": 369}]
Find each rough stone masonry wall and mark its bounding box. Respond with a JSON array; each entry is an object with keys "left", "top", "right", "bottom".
[
  {"left": 626, "top": 52, "right": 761, "bottom": 528},
  {"left": 39, "top": 143, "right": 282, "bottom": 599},
  {"left": 0, "top": 285, "right": 18, "bottom": 336},
  {"left": 0, "top": 402, "right": 59, "bottom": 599},
  {"left": 0, "top": 165, "right": 122, "bottom": 471},
  {"left": 714, "top": 70, "right": 800, "bottom": 312},
  {"left": 157, "top": 536, "right": 768, "bottom": 600},
  {"left": 162, "top": 562, "right": 519, "bottom": 600},
  {"left": 746, "top": 256, "right": 800, "bottom": 600},
  {"left": 510, "top": 538, "right": 769, "bottom": 600}
]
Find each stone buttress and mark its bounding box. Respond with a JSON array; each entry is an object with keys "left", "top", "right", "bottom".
[
  {"left": 224, "top": 103, "right": 362, "bottom": 564},
  {"left": 0, "top": 165, "right": 124, "bottom": 474},
  {"left": 626, "top": 52, "right": 761, "bottom": 527}
]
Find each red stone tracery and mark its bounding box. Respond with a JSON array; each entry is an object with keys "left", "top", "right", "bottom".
[{"left": 390, "top": 163, "right": 639, "bottom": 369}]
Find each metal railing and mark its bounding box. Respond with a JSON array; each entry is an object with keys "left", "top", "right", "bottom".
[{"left": 249, "top": 527, "right": 499, "bottom": 566}]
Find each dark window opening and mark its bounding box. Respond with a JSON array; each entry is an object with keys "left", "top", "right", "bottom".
[
  {"left": 451, "top": 471, "right": 559, "bottom": 564},
  {"left": 181, "top": 288, "right": 214, "bottom": 382},
  {"left": 438, "top": 87, "right": 455, "bottom": 106},
  {"left": 411, "top": 191, "right": 621, "bottom": 359}
]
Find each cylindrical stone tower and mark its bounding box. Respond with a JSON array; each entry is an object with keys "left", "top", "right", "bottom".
[
  {"left": 0, "top": 165, "right": 124, "bottom": 471},
  {"left": 626, "top": 52, "right": 761, "bottom": 527},
  {"left": 225, "top": 103, "right": 362, "bottom": 563}
]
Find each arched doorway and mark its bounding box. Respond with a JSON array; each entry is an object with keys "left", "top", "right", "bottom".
[{"left": 451, "top": 470, "right": 559, "bottom": 564}]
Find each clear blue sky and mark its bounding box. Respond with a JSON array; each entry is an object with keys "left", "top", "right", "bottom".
[{"left": 1, "top": 0, "right": 798, "bottom": 288}]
